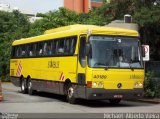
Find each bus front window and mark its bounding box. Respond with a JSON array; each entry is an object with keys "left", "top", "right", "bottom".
[{"left": 88, "top": 35, "right": 143, "bottom": 69}]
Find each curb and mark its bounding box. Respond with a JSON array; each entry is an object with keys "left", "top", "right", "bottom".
[
  {"left": 138, "top": 99, "right": 160, "bottom": 104},
  {"left": 1, "top": 82, "right": 11, "bottom": 84},
  {"left": 127, "top": 99, "right": 160, "bottom": 104}
]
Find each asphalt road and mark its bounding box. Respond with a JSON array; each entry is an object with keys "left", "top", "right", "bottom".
[{"left": 0, "top": 83, "right": 160, "bottom": 118}]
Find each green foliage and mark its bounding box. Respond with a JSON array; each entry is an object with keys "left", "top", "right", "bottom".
[
  {"left": 143, "top": 89, "right": 155, "bottom": 98},
  {"left": 0, "top": 1, "right": 160, "bottom": 84},
  {"left": 144, "top": 72, "right": 155, "bottom": 91},
  {"left": 78, "top": 7, "right": 106, "bottom": 25},
  {"left": 134, "top": 6, "right": 160, "bottom": 27},
  {"left": 155, "top": 81, "right": 160, "bottom": 98},
  {"left": 29, "top": 8, "right": 79, "bottom": 35},
  {"left": 0, "top": 10, "right": 30, "bottom": 81},
  {"left": 133, "top": 5, "right": 160, "bottom": 60},
  {"left": 144, "top": 72, "right": 155, "bottom": 98},
  {"left": 144, "top": 71, "right": 160, "bottom": 98}
]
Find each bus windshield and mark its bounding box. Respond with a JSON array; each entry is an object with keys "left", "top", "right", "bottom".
[{"left": 88, "top": 35, "right": 143, "bottom": 69}]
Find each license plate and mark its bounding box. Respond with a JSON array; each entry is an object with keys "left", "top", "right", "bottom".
[{"left": 114, "top": 95, "right": 123, "bottom": 98}]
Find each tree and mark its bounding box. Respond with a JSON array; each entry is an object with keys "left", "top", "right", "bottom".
[
  {"left": 0, "top": 10, "right": 30, "bottom": 81},
  {"left": 1, "top": 1, "right": 160, "bottom": 81},
  {"left": 29, "top": 8, "right": 79, "bottom": 36},
  {"left": 134, "top": 5, "right": 160, "bottom": 60}
]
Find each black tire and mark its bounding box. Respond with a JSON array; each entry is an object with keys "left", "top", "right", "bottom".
[
  {"left": 66, "top": 84, "right": 76, "bottom": 104},
  {"left": 20, "top": 78, "right": 27, "bottom": 94},
  {"left": 27, "top": 79, "right": 34, "bottom": 95},
  {"left": 109, "top": 99, "right": 121, "bottom": 104}
]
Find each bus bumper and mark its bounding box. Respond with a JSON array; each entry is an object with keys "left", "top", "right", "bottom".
[{"left": 85, "top": 88, "right": 143, "bottom": 100}]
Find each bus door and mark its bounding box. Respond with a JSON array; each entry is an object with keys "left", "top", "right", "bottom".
[{"left": 76, "top": 35, "right": 87, "bottom": 98}]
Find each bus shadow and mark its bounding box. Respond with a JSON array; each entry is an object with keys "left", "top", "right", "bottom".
[
  {"left": 29, "top": 91, "right": 153, "bottom": 108},
  {"left": 33, "top": 91, "right": 67, "bottom": 102},
  {"left": 76, "top": 99, "right": 142, "bottom": 108}
]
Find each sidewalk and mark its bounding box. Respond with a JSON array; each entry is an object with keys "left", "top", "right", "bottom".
[{"left": 1, "top": 81, "right": 11, "bottom": 84}]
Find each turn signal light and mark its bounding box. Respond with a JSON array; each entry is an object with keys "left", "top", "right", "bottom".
[{"left": 87, "top": 81, "right": 92, "bottom": 88}]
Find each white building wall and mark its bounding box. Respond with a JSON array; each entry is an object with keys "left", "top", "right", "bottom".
[{"left": 0, "top": 3, "right": 11, "bottom": 12}]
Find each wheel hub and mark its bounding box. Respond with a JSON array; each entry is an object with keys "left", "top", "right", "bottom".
[
  {"left": 22, "top": 82, "right": 25, "bottom": 90},
  {"left": 28, "top": 82, "right": 32, "bottom": 90},
  {"left": 68, "top": 87, "right": 74, "bottom": 98}
]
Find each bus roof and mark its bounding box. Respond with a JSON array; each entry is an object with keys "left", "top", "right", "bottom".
[{"left": 12, "top": 24, "right": 139, "bottom": 46}]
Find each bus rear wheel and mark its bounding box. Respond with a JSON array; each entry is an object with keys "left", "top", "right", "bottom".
[
  {"left": 20, "top": 78, "right": 27, "bottom": 94},
  {"left": 66, "top": 84, "right": 76, "bottom": 104},
  {"left": 109, "top": 99, "right": 121, "bottom": 104}
]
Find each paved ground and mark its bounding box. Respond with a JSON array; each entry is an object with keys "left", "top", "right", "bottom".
[{"left": 0, "top": 83, "right": 160, "bottom": 118}]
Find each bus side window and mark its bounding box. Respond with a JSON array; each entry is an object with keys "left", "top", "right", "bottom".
[
  {"left": 26, "top": 44, "right": 30, "bottom": 57},
  {"left": 28, "top": 43, "right": 36, "bottom": 57},
  {"left": 70, "top": 36, "right": 77, "bottom": 54},
  {"left": 29, "top": 44, "right": 33, "bottom": 57},
  {"left": 37, "top": 42, "right": 43, "bottom": 56},
  {"left": 57, "top": 39, "right": 65, "bottom": 55},
  {"left": 16, "top": 46, "right": 22, "bottom": 57},
  {"left": 43, "top": 42, "right": 48, "bottom": 55},
  {"left": 79, "top": 36, "right": 86, "bottom": 67},
  {"left": 21, "top": 45, "right": 26, "bottom": 57},
  {"left": 47, "top": 41, "right": 53, "bottom": 55},
  {"left": 64, "top": 38, "right": 70, "bottom": 55},
  {"left": 64, "top": 36, "right": 77, "bottom": 55},
  {"left": 52, "top": 40, "right": 56, "bottom": 55},
  {"left": 43, "top": 41, "right": 53, "bottom": 56},
  {"left": 33, "top": 43, "right": 37, "bottom": 56}
]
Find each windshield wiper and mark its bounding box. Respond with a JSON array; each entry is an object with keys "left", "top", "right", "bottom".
[
  {"left": 129, "top": 60, "right": 134, "bottom": 71},
  {"left": 94, "top": 62, "right": 106, "bottom": 66},
  {"left": 94, "top": 62, "right": 110, "bottom": 69}
]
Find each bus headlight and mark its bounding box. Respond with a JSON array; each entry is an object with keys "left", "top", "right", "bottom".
[
  {"left": 93, "top": 82, "right": 97, "bottom": 87},
  {"left": 92, "top": 82, "right": 103, "bottom": 88},
  {"left": 98, "top": 82, "right": 103, "bottom": 88},
  {"left": 135, "top": 82, "right": 143, "bottom": 87}
]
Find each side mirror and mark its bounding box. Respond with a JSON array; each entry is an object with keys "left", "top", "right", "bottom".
[
  {"left": 81, "top": 59, "right": 86, "bottom": 67},
  {"left": 142, "top": 45, "right": 149, "bottom": 61},
  {"left": 85, "top": 43, "right": 91, "bottom": 55},
  {"left": 141, "top": 46, "right": 145, "bottom": 57}
]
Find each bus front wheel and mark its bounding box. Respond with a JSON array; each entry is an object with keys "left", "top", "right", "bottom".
[
  {"left": 66, "top": 84, "right": 76, "bottom": 104},
  {"left": 20, "top": 78, "right": 27, "bottom": 94},
  {"left": 109, "top": 99, "right": 121, "bottom": 104}
]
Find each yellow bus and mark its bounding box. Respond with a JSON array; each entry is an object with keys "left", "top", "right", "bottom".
[{"left": 10, "top": 24, "right": 145, "bottom": 104}]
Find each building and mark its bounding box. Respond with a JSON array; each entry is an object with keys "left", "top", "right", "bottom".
[
  {"left": 0, "top": 3, "right": 11, "bottom": 12},
  {"left": 64, "top": 0, "right": 104, "bottom": 13},
  {"left": 91, "top": 0, "right": 104, "bottom": 8},
  {"left": 0, "top": 3, "right": 42, "bottom": 23},
  {"left": 0, "top": 0, "right": 105, "bottom": 19}
]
